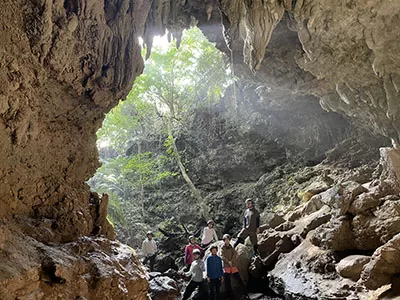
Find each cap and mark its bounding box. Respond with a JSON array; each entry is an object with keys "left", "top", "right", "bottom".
[
  {"left": 222, "top": 234, "right": 231, "bottom": 240},
  {"left": 245, "top": 198, "right": 252, "bottom": 204},
  {"left": 193, "top": 249, "right": 201, "bottom": 255},
  {"left": 146, "top": 231, "right": 153, "bottom": 236},
  {"left": 189, "top": 235, "right": 195, "bottom": 241},
  {"left": 207, "top": 220, "right": 214, "bottom": 225}
]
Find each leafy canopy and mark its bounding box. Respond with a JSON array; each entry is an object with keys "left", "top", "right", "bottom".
[{"left": 91, "top": 26, "right": 230, "bottom": 227}]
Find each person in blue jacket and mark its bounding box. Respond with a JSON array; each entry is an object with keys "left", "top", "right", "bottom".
[{"left": 206, "top": 245, "right": 224, "bottom": 300}]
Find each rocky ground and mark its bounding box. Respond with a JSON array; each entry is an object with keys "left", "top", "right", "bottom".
[{"left": 141, "top": 146, "right": 400, "bottom": 300}]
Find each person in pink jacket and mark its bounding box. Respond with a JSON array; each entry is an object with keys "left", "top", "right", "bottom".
[{"left": 184, "top": 235, "right": 203, "bottom": 269}]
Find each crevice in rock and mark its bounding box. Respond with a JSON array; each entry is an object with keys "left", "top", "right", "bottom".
[{"left": 41, "top": 261, "right": 66, "bottom": 285}]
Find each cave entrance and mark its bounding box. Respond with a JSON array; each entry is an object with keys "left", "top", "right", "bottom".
[{"left": 89, "top": 26, "right": 233, "bottom": 255}]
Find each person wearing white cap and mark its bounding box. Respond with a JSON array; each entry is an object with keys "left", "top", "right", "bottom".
[{"left": 182, "top": 249, "right": 206, "bottom": 300}]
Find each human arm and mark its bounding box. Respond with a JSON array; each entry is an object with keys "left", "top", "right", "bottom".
[
  {"left": 185, "top": 262, "right": 195, "bottom": 278},
  {"left": 220, "top": 246, "right": 231, "bottom": 267},
  {"left": 201, "top": 227, "right": 207, "bottom": 244},
  {"left": 141, "top": 240, "right": 146, "bottom": 256},
  {"left": 218, "top": 257, "right": 224, "bottom": 280},
  {"left": 184, "top": 246, "right": 190, "bottom": 265},
  {"left": 206, "top": 257, "right": 211, "bottom": 282},
  {"left": 256, "top": 211, "right": 260, "bottom": 233},
  {"left": 153, "top": 240, "right": 158, "bottom": 254},
  {"left": 212, "top": 229, "right": 218, "bottom": 242}
]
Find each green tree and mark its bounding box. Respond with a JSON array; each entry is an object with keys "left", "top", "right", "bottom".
[
  {"left": 132, "top": 27, "right": 229, "bottom": 206},
  {"left": 91, "top": 26, "right": 229, "bottom": 231}
]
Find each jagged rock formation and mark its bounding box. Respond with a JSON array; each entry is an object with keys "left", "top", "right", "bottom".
[{"left": 1, "top": 0, "right": 400, "bottom": 299}]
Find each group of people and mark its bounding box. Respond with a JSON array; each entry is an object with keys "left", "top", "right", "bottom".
[{"left": 141, "top": 198, "right": 261, "bottom": 300}]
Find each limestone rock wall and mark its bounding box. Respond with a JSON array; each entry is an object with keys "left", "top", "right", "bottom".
[
  {"left": 0, "top": 0, "right": 143, "bottom": 228},
  {"left": 216, "top": 0, "right": 400, "bottom": 142},
  {"left": 0, "top": 0, "right": 148, "bottom": 298}
]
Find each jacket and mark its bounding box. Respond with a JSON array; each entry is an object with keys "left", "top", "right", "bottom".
[
  {"left": 201, "top": 227, "right": 218, "bottom": 245},
  {"left": 185, "top": 259, "right": 205, "bottom": 282},
  {"left": 184, "top": 243, "right": 202, "bottom": 265},
  {"left": 243, "top": 207, "right": 260, "bottom": 231},
  {"left": 142, "top": 238, "right": 157, "bottom": 257},
  {"left": 206, "top": 254, "right": 224, "bottom": 279},
  {"left": 220, "top": 243, "right": 237, "bottom": 267}
]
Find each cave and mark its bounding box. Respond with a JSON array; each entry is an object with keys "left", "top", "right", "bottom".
[{"left": 1, "top": 0, "right": 400, "bottom": 299}]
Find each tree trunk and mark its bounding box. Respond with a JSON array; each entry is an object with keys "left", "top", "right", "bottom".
[{"left": 166, "top": 122, "right": 210, "bottom": 219}]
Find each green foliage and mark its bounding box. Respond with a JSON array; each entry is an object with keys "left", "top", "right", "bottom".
[
  {"left": 121, "top": 152, "right": 176, "bottom": 188},
  {"left": 90, "top": 27, "right": 230, "bottom": 240},
  {"left": 106, "top": 192, "right": 126, "bottom": 228}
]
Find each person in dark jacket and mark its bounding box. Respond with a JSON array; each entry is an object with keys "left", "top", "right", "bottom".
[
  {"left": 234, "top": 198, "right": 260, "bottom": 254},
  {"left": 206, "top": 245, "right": 224, "bottom": 300}
]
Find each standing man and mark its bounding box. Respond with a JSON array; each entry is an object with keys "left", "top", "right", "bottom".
[
  {"left": 142, "top": 231, "right": 157, "bottom": 271},
  {"left": 201, "top": 220, "right": 218, "bottom": 248},
  {"left": 234, "top": 198, "right": 260, "bottom": 254},
  {"left": 206, "top": 245, "right": 224, "bottom": 300}
]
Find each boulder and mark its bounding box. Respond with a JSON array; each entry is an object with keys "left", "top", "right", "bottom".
[
  {"left": 311, "top": 185, "right": 342, "bottom": 209},
  {"left": 275, "top": 221, "right": 295, "bottom": 232},
  {"left": 302, "top": 180, "right": 331, "bottom": 197},
  {"left": 302, "top": 195, "right": 324, "bottom": 216},
  {"left": 285, "top": 205, "right": 304, "bottom": 222},
  {"left": 361, "top": 233, "right": 400, "bottom": 290},
  {"left": 339, "top": 181, "right": 368, "bottom": 215},
  {"left": 260, "top": 211, "right": 285, "bottom": 229},
  {"left": 348, "top": 193, "right": 381, "bottom": 215},
  {"left": 257, "top": 231, "right": 284, "bottom": 261},
  {"left": 149, "top": 276, "right": 180, "bottom": 300},
  {"left": 262, "top": 235, "right": 294, "bottom": 269},
  {"left": 248, "top": 256, "right": 265, "bottom": 279},
  {"left": 336, "top": 255, "right": 370, "bottom": 281},
  {"left": 0, "top": 226, "right": 148, "bottom": 300},
  {"left": 311, "top": 216, "right": 355, "bottom": 251},
  {"left": 269, "top": 233, "right": 359, "bottom": 299},
  {"left": 313, "top": 198, "right": 400, "bottom": 251},
  {"left": 288, "top": 205, "right": 332, "bottom": 239},
  {"left": 155, "top": 254, "right": 178, "bottom": 273}
]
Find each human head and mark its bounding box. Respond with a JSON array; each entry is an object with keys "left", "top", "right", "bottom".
[
  {"left": 207, "top": 220, "right": 214, "bottom": 228},
  {"left": 147, "top": 231, "right": 153, "bottom": 239},
  {"left": 193, "top": 249, "right": 201, "bottom": 259},
  {"left": 210, "top": 245, "right": 218, "bottom": 255},
  {"left": 223, "top": 234, "right": 231, "bottom": 245},
  {"left": 245, "top": 198, "right": 253, "bottom": 209},
  {"left": 189, "top": 235, "right": 195, "bottom": 244}
]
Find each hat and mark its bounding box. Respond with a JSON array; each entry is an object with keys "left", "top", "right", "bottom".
[
  {"left": 189, "top": 235, "right": 195, "bottom": 241},
  {"left": 146, "top": 231, "right": 153, "bottom": 236},
  {"left": 207, "top": 220, "right": 214, "bottom": 225},
  {"left": 193, "top": 249, "right": 201, "bottom": 255},
  {"left": 222, "top": 234, "right": 231, "bottom": 240},
  {"left": 245, "top": 198, "right": 252, "bottom": 204}
]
